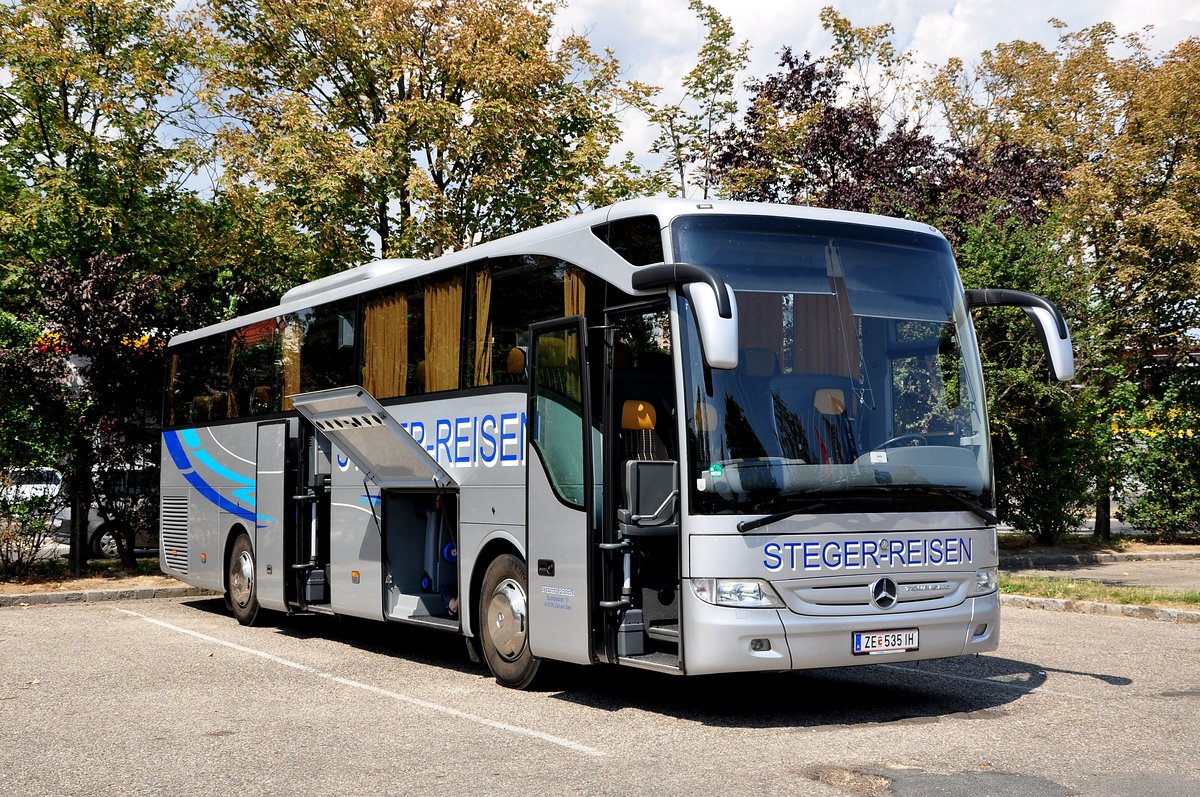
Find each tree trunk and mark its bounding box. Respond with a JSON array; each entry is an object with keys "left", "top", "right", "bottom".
[
  {"left": 1094, "top": 480, "right": 1111, "bottom": 542},
  {"left": 68, "top": 449, "right": 92, "bottom": 576},
  {"left": 377, "top": 195, "right": 390, "bottom": 258}
]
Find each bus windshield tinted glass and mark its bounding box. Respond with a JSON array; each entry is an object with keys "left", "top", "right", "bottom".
[{"left": 673, "top": 214, "right": 992, "bottom": 516}]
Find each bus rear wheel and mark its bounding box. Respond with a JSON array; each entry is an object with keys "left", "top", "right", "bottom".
[
  {"left": 228, "top": 533, "right": 261, "bottom": 626},
  {"left": 478, "top": 554, "right": 540, "bottom": 689}
]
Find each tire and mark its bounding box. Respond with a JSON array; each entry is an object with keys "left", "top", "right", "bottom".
[
  {"left": 227, "top": 533, "right": 261, "bottom": 626},
  {"left": 90, "top": 524, "right": 124, "bottom": 558},
  {"left": 478, "top": 554, "right": 540, "bottom": 689}
]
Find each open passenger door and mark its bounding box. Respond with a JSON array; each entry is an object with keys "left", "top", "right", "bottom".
[{"left": 526, "top": 319, "right": 598, "bottom": 665}]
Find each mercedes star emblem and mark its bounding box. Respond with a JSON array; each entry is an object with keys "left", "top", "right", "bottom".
[{"left": 870, "top": 577, "right": 898, "bottom": 609}]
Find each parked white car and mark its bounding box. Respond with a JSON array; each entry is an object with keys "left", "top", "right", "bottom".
[
  {"left": 50, "top": 468, "right": 157, "bottom": 556},
  {"left": 51, "top": 506, "right": 159, "bottom": 557},
  {"left": 1, "top": 468, "right": 63, "bottom": 504}
]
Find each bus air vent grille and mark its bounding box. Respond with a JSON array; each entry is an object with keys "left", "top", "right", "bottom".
[
  {"left": 160, "top": 494, "right": 190, "bottom": 575},
  {"left": 314, "top": 414, "right": 384, "bottom": 432}
]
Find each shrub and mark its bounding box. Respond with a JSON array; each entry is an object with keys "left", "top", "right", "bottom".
[{"left": 1118, "top": 379, "right": 1200, "bottom": 539}]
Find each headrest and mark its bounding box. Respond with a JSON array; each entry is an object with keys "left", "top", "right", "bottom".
[
  {"left": 814, "top": 388, "right": 846, "bottom": 415},
  {"left": 622, "top": 400, "right": 657, "bottom": 431},
  {"left": 506, "top": 347, "right": 526, "bottom": 375}
]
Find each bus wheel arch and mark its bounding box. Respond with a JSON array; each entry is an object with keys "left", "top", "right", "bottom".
[
  {"left": 474, "top": 547, "right": 540, "bottom": 689},
  {"left": 225, "top": 526, "right": 261, "bottom": 626}
]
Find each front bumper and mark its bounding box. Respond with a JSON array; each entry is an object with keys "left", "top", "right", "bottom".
[{"left": 681, "top": 581, "right": 1000, "bottom": 675}]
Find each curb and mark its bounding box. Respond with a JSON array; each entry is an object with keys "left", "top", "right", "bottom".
[
  {"left": 0, "top": 585, "right": 216, "bottom": 608},
  {"left": 1000, "top": 594, "right": 1200, "bottom": 624},
  {"left": 1000, "top": 551, "right": 1200, "bottom": 569}
]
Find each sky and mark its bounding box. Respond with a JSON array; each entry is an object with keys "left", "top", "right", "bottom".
[{"left": 554, "top": 0, "right": 1200, "bottom": 157}]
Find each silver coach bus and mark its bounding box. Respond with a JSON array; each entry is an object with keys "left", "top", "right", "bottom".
[{"left": 160, "top": 198, "right": 1073, "bottom": 688}]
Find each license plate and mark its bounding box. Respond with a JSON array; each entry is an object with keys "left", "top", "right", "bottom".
[{"left": 852, "top": 628, "right": 918, "bottom": 655}]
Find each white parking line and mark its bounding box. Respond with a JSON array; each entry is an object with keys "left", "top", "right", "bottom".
[{"left": 117, "top": 608, "right": 606, "bottom": 757}]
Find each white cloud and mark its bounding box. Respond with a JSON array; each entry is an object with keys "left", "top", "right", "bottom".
[{"left": 557, "top": 0, "right": 1200, "bottom": 155}]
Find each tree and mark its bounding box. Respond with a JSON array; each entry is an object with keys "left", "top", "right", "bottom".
[
  {"left": 928, "top": 23, "right": 1200, "bottom": 534},
  {"left": 28, "top": 253, "right": 168, "bottom": 566},
  {"left": 956, "top": 214, "right": 1095, "bottom": 543},
  {"left": 713, "top": 48, "right": 1063, "bottom": 240},
  {"left": 0, "top": 0, "right": 218, "bottom": 570},
  {"left": 1119, "top": 376, "right": 1200, "bottom": 538},
  {"left": 641, "top": 0, "right": 749, "bottom": 198},
  {"left": 204, "top": 0, "right": 644, "bottom": 260}
]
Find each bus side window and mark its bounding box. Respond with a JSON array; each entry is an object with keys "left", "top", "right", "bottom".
[{"left": 468, "top": 256, "right": 593, "bottom": 388}]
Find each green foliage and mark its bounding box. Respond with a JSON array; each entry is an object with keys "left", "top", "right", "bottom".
[
  {"left": 1118, "top": 378, "right": 1200, "bottom": 539},
  {"left": 956, "top": 212, "right": 1095, "bottom": 542},
  {"left": 999, "top": 574, "right": 1200, "bottom": 609},
  {"left": 205, "top": 0, "right": 646, "bottom": 260},
  {"left": 0, "top": 312, "right": 68, "bottom": 470}
]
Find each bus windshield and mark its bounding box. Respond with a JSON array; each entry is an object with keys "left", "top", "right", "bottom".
[{"left": 673, "top": 214, "right": 992, "bottom": 517}]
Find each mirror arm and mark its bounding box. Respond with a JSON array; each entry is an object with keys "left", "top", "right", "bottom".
[
  {"left": 964, "top": 288, "right": 1068, "bottom": 340},
  {"left": 632, "top": 263, "right": 732, "bottom": 318}
]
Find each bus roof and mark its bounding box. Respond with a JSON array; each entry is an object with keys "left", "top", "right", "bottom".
[{"left": 169, "top": 198, "right": 944, "bottom": 346}]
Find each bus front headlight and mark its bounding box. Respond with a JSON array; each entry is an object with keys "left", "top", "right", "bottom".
[
  {"left": 691, "top": 578, "right": 785, "bottom": 608},
  {"left": 970, "top": 567, "right": 998, "bottom": 596}
]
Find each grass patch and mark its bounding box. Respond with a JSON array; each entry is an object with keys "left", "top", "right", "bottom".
[
  {"left": 14, "top": 555, "right": 160, "bottom": 585},
  {"left": 997, "top": 532, "right": 1133, "bottom": 552},
  {"left": 1000, "top": 573, "right": 1200, "bottom": 609}
]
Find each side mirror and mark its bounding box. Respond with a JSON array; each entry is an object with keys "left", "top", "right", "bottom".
[
  {"left": 683, "top": 282, "right": 739, "bottom": 370},
  {"left": 631, "top": 263, "right": 739, "bottom": 370},
  {"left": 965, "top": 289, "right": 1075, "bottom": 381}
]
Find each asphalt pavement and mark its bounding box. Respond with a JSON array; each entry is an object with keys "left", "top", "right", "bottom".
[{"left": 4, "top": 596, "right": 1199, "bottom": 796}]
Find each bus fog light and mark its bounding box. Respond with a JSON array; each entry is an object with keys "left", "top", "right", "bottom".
[
  {"left": 970, "top": 567, "right": 998, "bottom": 596},
  {"left": 750, "top": 638, "right": 772, "bottom": 652},
  {"left": 691, "top": 578, "right": 785, "bottom": 608}
]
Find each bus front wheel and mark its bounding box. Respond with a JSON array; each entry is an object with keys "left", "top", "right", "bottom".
[
  {"left": 478, "top": 554, "right": 540, "bottom": 689},
  {"left": 228, "top": 533, "right": 261, "bottom": 626}
]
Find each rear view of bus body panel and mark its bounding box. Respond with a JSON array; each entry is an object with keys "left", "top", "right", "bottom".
[
  {"left": 159, "top": 423, "right": 266, "bottom": 594},
  {"left": 681, "top": 511, "right": 999, "bottom": 675}
]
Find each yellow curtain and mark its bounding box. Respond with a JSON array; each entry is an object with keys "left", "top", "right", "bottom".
[
  {"left": 472, "top": 266, "right": 493, "bottom": 387},
  {"left": 282, "top": 320, "right": 302, "bottom": 410},
  {"left": 166, "top": 353, "right": 181, "bottom": 426},
  {"left": 363, "top": 292, "right": 409, "bottom": 398},
  {"left": 564, "top": 266, "right": 586, "bottom": 316},
  {"left": 424, "top": 276, "right": 462, "bottom": 392},
  {"left": 224, "top": 337, "right": 240, "bottom": 419}
]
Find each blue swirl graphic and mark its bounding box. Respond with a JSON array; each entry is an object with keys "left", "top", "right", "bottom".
[{"left": 163, "top": 430, "right": 274, "bottom": 527}]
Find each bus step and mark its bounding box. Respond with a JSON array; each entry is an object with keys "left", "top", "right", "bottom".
[
  {"left": 646, "top": 622, "right": 679, "bottom": 641},
  {"left": 617, "top": 651, "right": 681, "bottom": 674}
]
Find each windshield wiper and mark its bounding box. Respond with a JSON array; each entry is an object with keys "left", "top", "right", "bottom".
[
  {"left": 735, "top": 486, "right": 997, "bottom": 534},
  {"left": 736, "top": 500, "right": 830, "bottom": 534},
  {"left": 873, "top": 485, "right": 998, "bottom": 526}
]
